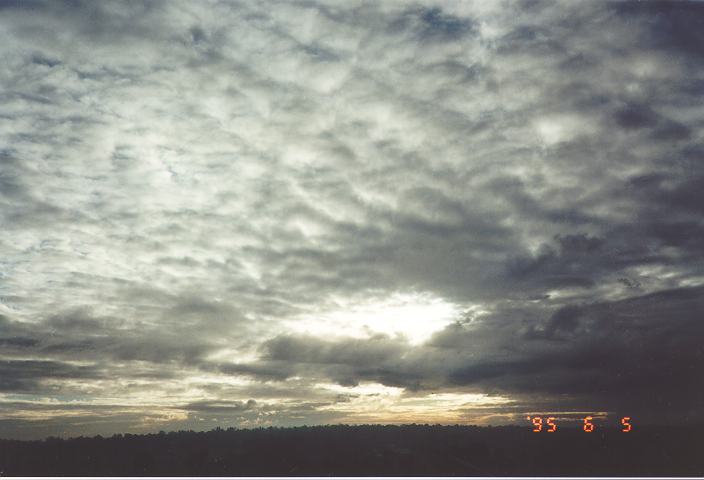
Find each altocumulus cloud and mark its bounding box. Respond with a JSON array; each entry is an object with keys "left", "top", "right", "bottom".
[{"left": 0, "top": 0, "right": 703, "bottom": 439}]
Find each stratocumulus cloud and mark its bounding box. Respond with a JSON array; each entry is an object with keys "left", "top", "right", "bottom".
[{"left": 0, "top": 0, "right": 703, "bottom": 439}]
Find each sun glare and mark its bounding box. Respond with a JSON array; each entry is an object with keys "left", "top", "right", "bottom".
[{"left": 286, "top": 292, "right": 461, "bottom": 345}]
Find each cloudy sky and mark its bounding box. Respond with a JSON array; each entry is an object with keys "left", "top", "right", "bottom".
[{"left": 0, "top": 0, "right": 703, "bottom": 440}]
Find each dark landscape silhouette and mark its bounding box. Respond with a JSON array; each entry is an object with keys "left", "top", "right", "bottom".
[{"left": 0, "top": 423, "right": 702, "bottom": 476}]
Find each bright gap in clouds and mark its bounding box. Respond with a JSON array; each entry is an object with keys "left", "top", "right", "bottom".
[
  {"left": 285, "top": 292, "right": 461, "bottom": 345},
  {"left": 316, "top": 382, "right": 514, "bottom": 424}
]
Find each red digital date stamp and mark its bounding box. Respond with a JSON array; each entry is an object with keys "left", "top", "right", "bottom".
[{"left": 526, "top": 415, "right": 632, "bottom": 432}]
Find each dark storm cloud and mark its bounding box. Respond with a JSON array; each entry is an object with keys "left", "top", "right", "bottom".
[
  {"left": 612, "top": 1, "right": 704, "bottom": 61},
  {"left": 184, "top": 399, "right": 258, "bottom": 414},
  {"left": 0, "top": 0, "right": 703, "bottom": 437},
  {"left": 0, "top": 308, "right": 219, "bottom": 372},
  {"left": 444, "top": 285, "right": 704, "bottom": 420},
  {"left": 256, "top": 334, "right": 424, "bottom": 388},
  {"left": 0, "top": 359, "right": 103, "bottom": 392},
  {"left": 213, "top": 333, "right": 442, "bottom": 391},
  {"left": 612, "top": 103, "right": 692, "bottom": 140}
]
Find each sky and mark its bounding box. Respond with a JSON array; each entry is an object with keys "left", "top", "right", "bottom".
[{"left": 0, "top": 0, "right": 703, "bottom": 440}]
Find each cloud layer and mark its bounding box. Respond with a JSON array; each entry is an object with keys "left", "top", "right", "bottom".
[{"left": 0, "top": 0, "right": 703, "bottom": 439}]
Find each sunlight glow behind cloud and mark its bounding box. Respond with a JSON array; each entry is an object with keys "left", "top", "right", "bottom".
[{"left": 285, "top": 292, "right": 461, "bottom": 345}]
